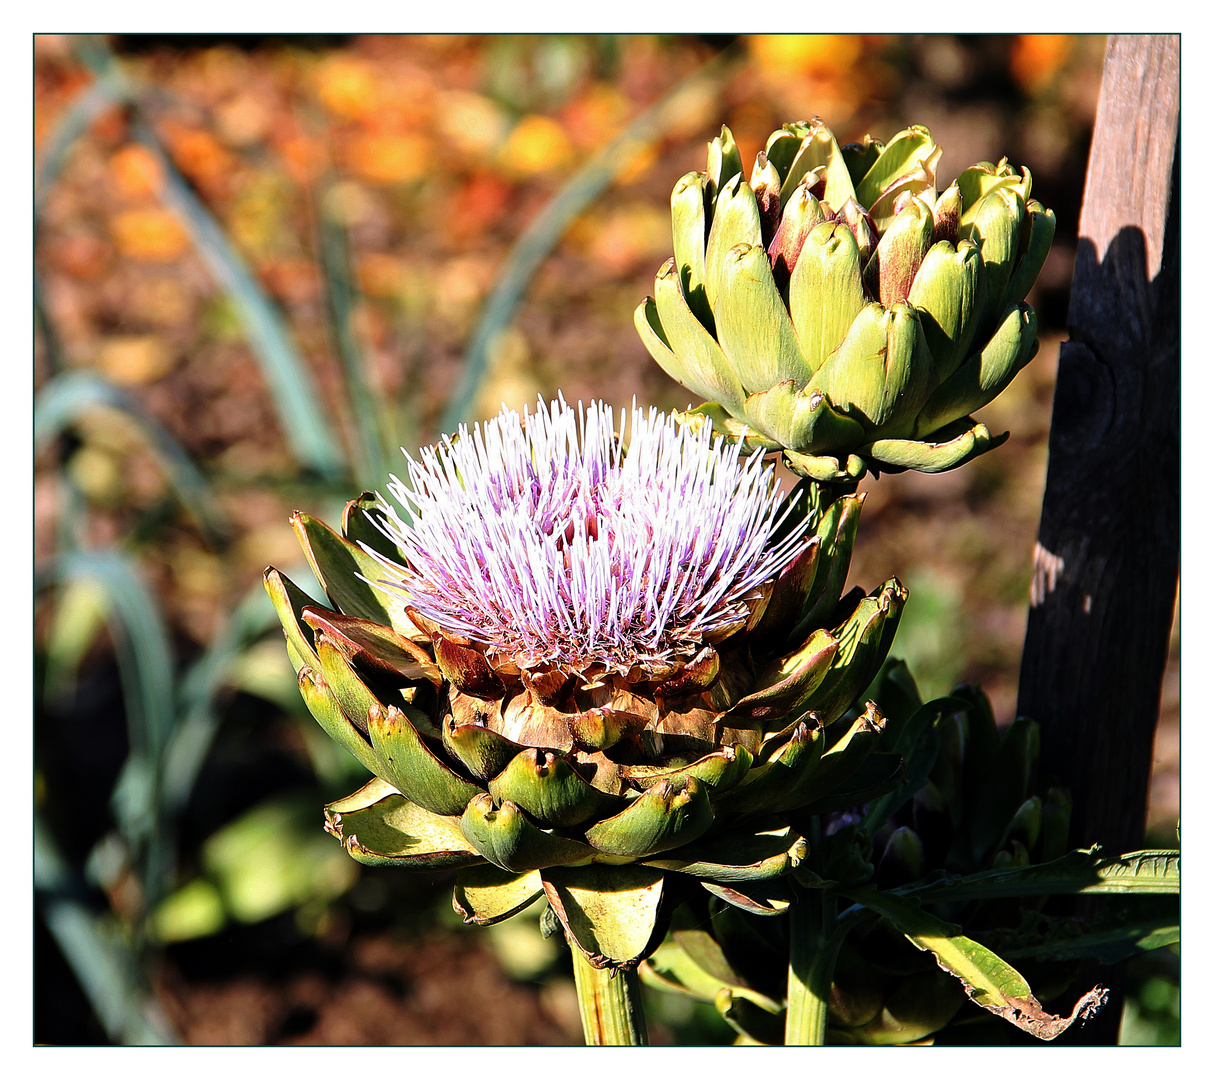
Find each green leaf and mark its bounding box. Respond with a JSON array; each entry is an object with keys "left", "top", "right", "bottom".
[
  {"left": 860, "top": 696, "right": 967, "bottom": 834},
  {"left": 35, "top": 816, "right": 176, "bottom": 1045},
  {"left": 203, "top": 794, "right": 358, "bottom": 923},
  {"left": 846, "top": 885, "right": 1109, "bottom": 1040},
  {"left": 976, "top": 905, "right": 1180, "bottom": 966},
  {"left": 41, "top": 552, "right": 175, "bottom": 855},
  {"left": 701, "top": 877, "right": 794, "bottom": 916},
  {"left": 318, "top": 190, "right": 388, "bottom": 489},
  {"left": 131, "top": 114, "right": 345, "bottom": 480},
  {"left": 34, "top": 371, "right": 231, "bottom": 546},
  {"left": 717, "top": 988, "right": 785, "bottom": 1045},
  {"left": 900, "top": 847, "right": 1179, "bottom": 904},
  {"left": 967, "top": 715, "right": 1040, "bottom": 863}
]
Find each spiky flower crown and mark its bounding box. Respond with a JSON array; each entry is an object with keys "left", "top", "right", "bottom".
[{"left": 368, "top": 396, "right": 809, "bottom": 675}]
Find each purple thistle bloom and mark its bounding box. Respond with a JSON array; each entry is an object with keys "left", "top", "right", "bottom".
[{"left": 367, "top": 396, "right": 810, "bottom": 674}]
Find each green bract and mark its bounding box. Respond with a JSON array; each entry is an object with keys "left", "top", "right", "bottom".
[{"left": 635, "top": 119, "right": 1056, "bottom": 482}]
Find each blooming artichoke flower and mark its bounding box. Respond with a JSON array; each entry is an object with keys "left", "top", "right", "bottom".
[
  {"left": 635, "top": 119, "right": 1056, "bottom": 482},
  {"left": 265, "top": 398, "right": 906, "bottom": 970}
]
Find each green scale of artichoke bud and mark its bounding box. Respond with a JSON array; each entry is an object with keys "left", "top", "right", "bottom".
[{"left": 636, "top": 119, "right": 1056, "bottom": 482}]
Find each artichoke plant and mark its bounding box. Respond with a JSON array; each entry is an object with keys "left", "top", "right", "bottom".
[
  {"left": 265, "top": 398, "right": 907, "bottom": 993},
  {"left": 635, "top": 118, "right": 1056, "bottom": 482}
]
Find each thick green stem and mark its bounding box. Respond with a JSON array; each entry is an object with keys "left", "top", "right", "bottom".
[
  {"left": 569, "top": 942, "right": 649, "bottom": 1046},
  {"left": 785, "top": 889, "right": 840, "bottom": 1045}
]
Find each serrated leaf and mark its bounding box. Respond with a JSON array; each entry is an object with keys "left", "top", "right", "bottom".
[{"left": 847, "top": 885, "right": 1109, "bottom": 1040}]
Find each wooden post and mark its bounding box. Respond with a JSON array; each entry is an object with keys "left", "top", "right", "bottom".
[{"left": 1016, "top": 34, "right": 1179, "bottom": 1043}]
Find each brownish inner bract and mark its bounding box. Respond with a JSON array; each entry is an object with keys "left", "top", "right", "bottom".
[{"left": 420, "top": 587, "right": 774, "bottom": 797}]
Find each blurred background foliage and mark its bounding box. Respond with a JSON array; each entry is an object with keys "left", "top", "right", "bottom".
[{"left": 33, "top": 32, "right": 1177, "bottom": 1045}]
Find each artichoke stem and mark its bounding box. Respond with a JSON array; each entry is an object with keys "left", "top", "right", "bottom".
[
  {"left": 569, "top": 941, "right": 650, "bottom": 1046},
  {"left": 808, "top": 477, "right": 861, "bottom": 517},
  {"left": 785, "top": 887, "right": 839, "bottom": 1046}
]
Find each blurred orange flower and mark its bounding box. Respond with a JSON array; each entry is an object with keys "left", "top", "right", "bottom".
[
  {"left": 345, "top": 131, "right": 432, "bottom": 185},
  {"left": 111, "top": 209, "right": 190, "bottom": 262},
  {"left": 274, "top": 132, "right": 329, "bottom": 185},
  {"left": 560, "top": 83, "right": 631, "bottom": 150},
  {"left": 498, "top": 115, "right": 574, "bottom": 177},
  {"left": 356, "top": 252, "right": 407, "bottom": 299},
  {"left": 747, "top": 34, "right": 863, "bottom": 80},
  {"left": 316, "top": 56, "right": 381, "bottom": 120},
  {"left": 1010, "top": 35, "right": 1073, "bottom": 93},
  {"left": 110, "top": 144, "right": 164, "bottom": 200},
  {"left": 97, "top": 335, "right": 175, "bottom": 385},
  {"left": 162, "top": 123, "right": 238, "bottom": 190},
  {"left": 445, "top": 172, "right": 513, "bottom": 242}
]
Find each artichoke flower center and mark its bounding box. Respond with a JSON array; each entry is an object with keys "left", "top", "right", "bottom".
[{"left": 370, "top": 396, "right": 808, "bottom": 678}]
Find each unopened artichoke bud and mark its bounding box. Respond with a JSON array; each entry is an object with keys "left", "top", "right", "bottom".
[
  {"left": 267, "top": 398, "right": 903, "bottom": 971},
  {"left": 998, "top": 795, "right": 1044, "bottom": 854},
  {"left": 637, "top": 119, "right": 1054, "bottom": 481},
  {"left": 874, "top": 825, "right": 926, "bottom": 888},
  {"left": 829, "top": 946, "right": 886, "bottom": 1029},
  {"left": 837, "top": 969, "right": 966, "bottom": 1046},
  {"left": 969, "top": 716, "right": 1040, "bottom": 865},
  {"left": 929, "top": 711, "right": 966, "bottom": 825},
  {"left": 1040, "top": 787, "right": 1073, "bottom": 863},
  {"left": 992, "top": 839, "right": 1031, "bottom": 869}
]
